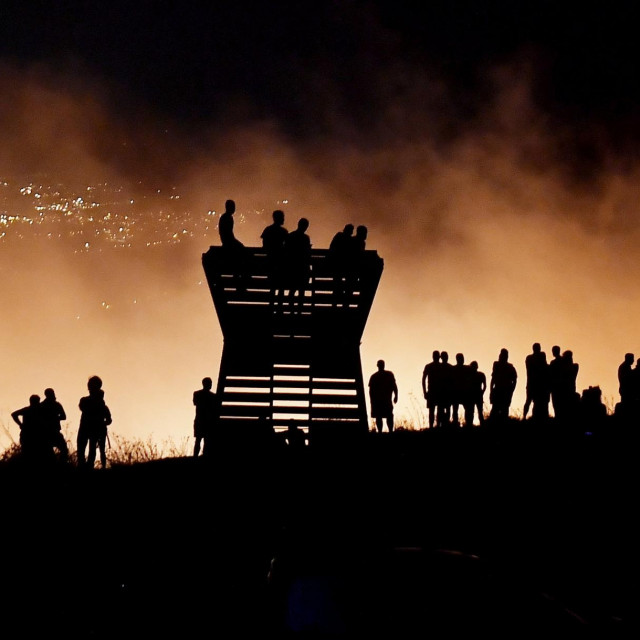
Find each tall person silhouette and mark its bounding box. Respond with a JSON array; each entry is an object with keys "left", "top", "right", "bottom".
[
  {"left": 261, "top": 209, "right": 289, "bottom": 307},
  {"left": 284, "top": 218, "right": 312, "bottom": 311},
  {"left": 489, "top": 348, "right": 517, "bottom": 421},
  {"left": 77, "top": 376, "right": 112, "bottom": 469}
]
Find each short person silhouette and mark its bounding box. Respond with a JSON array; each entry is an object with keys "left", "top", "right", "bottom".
[{"left": 193, "top": 377, "right": 219, "bottom": 457}]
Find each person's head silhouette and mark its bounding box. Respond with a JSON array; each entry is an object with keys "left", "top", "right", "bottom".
[
  {"left": 456, "top": 353, "right": 464, "bottom": 365},
  {"left": 225, "top": 199, "right": 236, "bottom": 214},
  {"left": 441, "top": 351, "right": 449, "bottom": 363},
  {"left": 470, "top": 361, "right": 479, "bottom": 372},
  {"left": 44, "top": 388, "right": 56, "bottom": 401},
  {"left": 532, "top": 343, "right": 541, "bottom": 353},
  {"left": 624, "top": 352, "right": 634, "bottom": 365},
  {"left": 344, "top": 223, "right": 354, "bottom": 236},
  {"left": 377, "top": 359, "right": 385, "bottom": 371},
  {"left": 297, "top": 218, "right": 309, "bottom": 232},
  {"left": 87, "top": 375, "right": 103, "bottom": 393},
  {"left": 29, "top": 394, "right": 40, "bottom": 407},
  {"left": 499, "top": 348, "right": 509, "bottom": 362},
  {"left": 432, "top": 350, "right": 440, "bottom": 362},
  {"left": 202, "top": 377, "right": 213, "bottom": 391},
  {"left": 356, "top": 225, "right": 368, "bottom": 240},
  {"left": 273, "top": 210, "right": 285, "bottom": 226},
  {"left": 552, "top": 345, "right": 561, "bottom": 358}
]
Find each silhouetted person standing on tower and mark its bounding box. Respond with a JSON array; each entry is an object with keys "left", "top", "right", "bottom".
[
  {"left": 261, "top": 209, "right": 289, "bottom": 306},
  {"left": 41, "top": 387, "right": 69, "bottom": 461},
  {"left": 489, "top": 348, "right": 517, "bottom": 421},
  {"left": 329, "top": 223, "right": 354, "bottom": 306},
  {"left": 368, "top": 359, "right": 398, "bottom": 433},
  {"left": 219, "top": 198, "right": 247, "bottom": 290},
  {"left": 422, "top": 350, "right": 441, "bottom": 429},
  {"left": 284, "top": 217, "right": 312, "bottom": 310},
  {"left": 77, "top": 376, "right": 112, "bottom": 469},
  {"left": 193, "top": 377, "right": 219, "bottom": 457},
  {"left": 523, "top": 343, "right": 550, "bottom": 420}
]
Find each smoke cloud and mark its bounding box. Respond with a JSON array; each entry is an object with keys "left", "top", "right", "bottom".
[{"left": 2, "top": 54, "right": 639, "bottom": 452}]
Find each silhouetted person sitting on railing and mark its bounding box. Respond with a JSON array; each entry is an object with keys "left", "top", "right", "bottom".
[
  {"left": 193, "top": 376, "right": 219, "bottom": 457},
  {"left": 368, "top": 359, "right": 398, "bottom": 433},
  {"left": 465, "top": 361, "right": 486, "bottom": 427},
  {"left": 329, "top": 224, "right": 354, "bottom": 306},
  {"left": 422, "top": 350, "right": 441, "bottom": 429},
  {"left": 283, "top": 217, "right": 312, "bottom": 310},
  {"left": 523, "top": 343, "right": 550, "bottom": 420},
  {"left": 489, "top": 348, "right": 517, "bottom": 421},
  {"left": 41, "top": 387, "right": 69, "bottom": 461},
  {"left": 261, "top": 209, "right": 289, "bottom": 306},
  {"left": 12, "top": 393, "right": 53, "bottom": 466},
  {"left": 77, "top": 375, "right": 112, "bottom": 469},
  {"left": 218, "top": 198, "right": 248, "bottom": 290}
]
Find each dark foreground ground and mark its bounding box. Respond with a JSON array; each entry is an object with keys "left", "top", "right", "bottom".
[{"left": 1, "top": 418, "right": 637, "bottom": 637}]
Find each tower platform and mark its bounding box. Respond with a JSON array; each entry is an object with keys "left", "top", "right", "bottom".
[{"left": 202, "top": 246, "right": 383, "bottom": 434}]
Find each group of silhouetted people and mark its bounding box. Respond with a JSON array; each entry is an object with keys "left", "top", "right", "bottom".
[
  {"left": 218, "top": 199, "right": 368, "bottom": 307},
  {"left": 369, "top": 343, "right": 635, "bottom": 433},
  {"left": 420, "top": 350, "right": 488, "bottom": 430},
  {"left": 11, "top": 376, "right": 112, "bottom": 469}
]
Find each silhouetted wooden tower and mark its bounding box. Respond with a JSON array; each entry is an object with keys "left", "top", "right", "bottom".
[{"left": 202, "top": 246, "right": 384, "bottom": 435}]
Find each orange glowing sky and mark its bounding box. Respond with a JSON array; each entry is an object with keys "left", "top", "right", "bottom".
[{"left": 2, "top": 7, "right": 640, "bottom": 452}]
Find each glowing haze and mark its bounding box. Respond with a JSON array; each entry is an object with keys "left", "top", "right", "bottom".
[{"left": 2, "top": 59, "right": 639, "bottom": 452}]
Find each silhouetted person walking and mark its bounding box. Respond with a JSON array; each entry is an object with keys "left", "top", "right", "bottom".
[
  {"left": 77, "top": 376, "right": 112, "bottom": 469},
  {"left": 284, "top": 217, "right": 312, "bottom": 310},
  {"left": 41, "top": 387, "right": 69, "bottom": 461},
  {"left": 193, "top": 377, "right": 218, "bottom": 457},
  {"left": 368, "top": 359, "right": 398, "bottom": 433},
  {"left": 422, "top": 350, "right": 441, "bottom": 429},
  {"left": 523, "top": 343, "right": 550, "bottom": 420},
  {"left": 12, "top": 394, "right": 52, "bottom": 465},
  {"left": 261, "top": 209, "right": 289, "bottom": 307},
  {"left": 489, "top": 348, "right": 517, "bottom": 421},
  {"left": 465, "top": 361, "right": 486, "bottom": 427}
]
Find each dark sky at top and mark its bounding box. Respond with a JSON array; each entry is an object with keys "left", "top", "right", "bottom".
[{"left": 2, "top": 2, "right": 640, "bottom": 170}]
